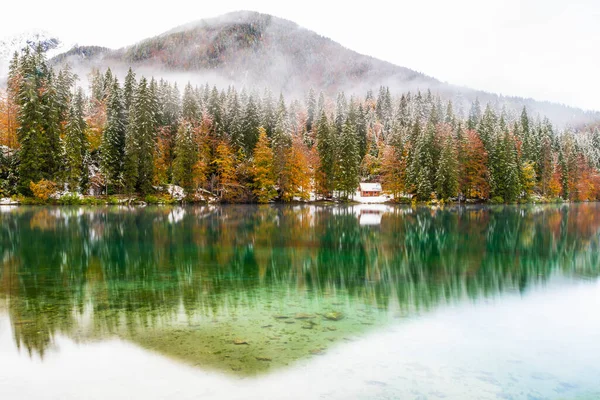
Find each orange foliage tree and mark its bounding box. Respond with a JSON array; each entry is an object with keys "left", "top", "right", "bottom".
[{"left": 459, "top": 130, "right": 490, "bottom": 199}]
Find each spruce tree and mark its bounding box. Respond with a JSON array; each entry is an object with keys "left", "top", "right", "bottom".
[
  {"left": 173, "top": 122, "right": 199, "bottom": 194},
  {"left": 64, "top": 89, "right": 89, "bottom": 192},
  {"left": 316, "top": 111, "right": 335, "bottom": 197},
  {"left": 241, "top": 95, "right": 260, "bottom": 155},
  {"left": 100, "top": 80, "right": 126, "bottom": 192},
  {"left": 335, "top": 119, "right": 360, "bottom": 199},
  {"left": 436, "top": 135, "right": 459, "bottom": 200},
  {"left": 306, "top": 88, "right": 316, "bottom": 134}
]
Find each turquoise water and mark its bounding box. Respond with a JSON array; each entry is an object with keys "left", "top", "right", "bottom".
[{"left": 0, "top": 204, "right": 599, "bottom": 399}]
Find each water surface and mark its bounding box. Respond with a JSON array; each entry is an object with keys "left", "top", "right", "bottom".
[{"left": 0, "top": 204, "right": 599, "bottom": 399}]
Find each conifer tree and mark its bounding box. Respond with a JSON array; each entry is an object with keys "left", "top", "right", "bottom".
[
  {"left": 467, "top": 98, "right": 481, "bottom": 131},
  {"left": 241, "top": 95, "right": 260, "bottom": 155},
  {"left": 315, "top": 111, "right": 335, "bottom": 197},
  {"left": 335, "top": 119, "right": 360, "bottom": 199},
  {"left": 123, "top": 68, "right": 136, "bottom": 116},
  {"left": 436, "top": 135, "right": 459, "bottom": 200},
  {"left": 64, "top": 89, "right": 89, "bottom": 192},
  {"left": 100, "top": 80, "right": 126, "bottom": 192},
  {"left": 173, "top": 122, "right": 199, "bottom": 194},
  {"left": 306, "top": 88, "right": 316, "bottom": 134},
  {"left": 16, "top": 47, "right": 61, "bottom": 193}
]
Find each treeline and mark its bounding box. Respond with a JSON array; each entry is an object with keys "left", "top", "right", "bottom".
[{"left": 1, "top": 45, "right": 600, "bottom": 202}]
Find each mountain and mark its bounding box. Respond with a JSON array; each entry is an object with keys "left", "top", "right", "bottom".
[
  {"left": 0, "top": 30, "right": 70, "bottom": 80},
  {"left": 44, "top": 11, "right": 600, "bottom": 128}
]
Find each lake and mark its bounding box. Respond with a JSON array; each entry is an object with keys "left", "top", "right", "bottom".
[{"left": 0, "top": 204, "right": 599, "bottom": 400}]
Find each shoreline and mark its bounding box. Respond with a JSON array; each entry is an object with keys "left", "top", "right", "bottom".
[{"left": 0, "top": 195, "right": 572, "bottom": 207}]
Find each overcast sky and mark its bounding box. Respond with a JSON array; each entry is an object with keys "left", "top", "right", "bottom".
[{"left": 1, "top": 0, "right": 599, "bottom": 110}]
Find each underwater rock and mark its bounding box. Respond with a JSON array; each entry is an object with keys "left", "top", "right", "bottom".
[
  {"left": 302, "top": 321, "right": 317, "bottom": 329},
  {"left": 324, "top": 311, "right": 344, "bottom": 321},
  {"left": 294, "top": 313, "right": 315, "bottom": 319}
]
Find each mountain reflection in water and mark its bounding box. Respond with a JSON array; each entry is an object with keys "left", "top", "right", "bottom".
[{"left": 0, "top": 203, "right": 599, "bottom": 380}]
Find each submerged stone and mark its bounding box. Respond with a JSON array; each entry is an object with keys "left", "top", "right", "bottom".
[
  {"left": 294, "top": 313, "right": 315, "bottom": 319},
  {"left": 324, "top": 311, "right": 344, "bottom": 321}
]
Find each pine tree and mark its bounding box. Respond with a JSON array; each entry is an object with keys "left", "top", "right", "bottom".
[
  {"left": 64, "top": 89, "right": 89, "bottom": 192},
  {"left": 100, "top": 80, "right": 126, "bottom": 192},
  {"left": 252, "top": 127, "right": 277, "bottom": 203}
]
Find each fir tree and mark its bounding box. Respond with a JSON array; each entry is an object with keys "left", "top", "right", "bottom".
[
  {"left": 436, "top": 135, "right": 459, "bottom": 200},
  {"left": 315, "top": 111, "right": 335, "bottom": 197},
  {"left": 335, "top": 119, "right": 360, "bottom": 199},
  {"left": 173, "top": 122, "right": 199, "bottom": 194},
  {"left": 241, "top": 95, "right": 260, "bottom": 155},
  {"left": 64, "top": 89, "right": 89, "bottom": 192},
  {"left": 100, "top": 80, "right": 126, "bottom": 192}
]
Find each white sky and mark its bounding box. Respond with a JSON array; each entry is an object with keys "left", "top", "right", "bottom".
[{"left": 1, "top": 0, "right": 599, "bottom": 111}]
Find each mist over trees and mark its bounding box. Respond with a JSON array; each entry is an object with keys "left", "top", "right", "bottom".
[
  {"left": 2, "top": 46, "right": 600, "bottom": 203},
  {"left": 48, "top": 11, "right": 599, "bottom": 130}
]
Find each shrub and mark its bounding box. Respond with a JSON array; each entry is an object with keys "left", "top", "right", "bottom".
[
  {"left": 57, "top": 193, "right": 82, "bottom": 205},
  {"left": 145, "top": 194, "right": 159, "bottom": 204},
  {"left": 29, "top": 179, "right": 57, "bottom": 201},
  {"left": 490, "top": 196, "right": 504, "bottom": 204}
]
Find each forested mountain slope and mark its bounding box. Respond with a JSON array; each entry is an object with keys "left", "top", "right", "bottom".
[{"left": 49, "top": 11, "right": 598, "bottom": 128}]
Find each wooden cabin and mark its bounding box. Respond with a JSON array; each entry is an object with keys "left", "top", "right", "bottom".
[{"left": 359, "top": 183, "right": 382, "bottom": 197}]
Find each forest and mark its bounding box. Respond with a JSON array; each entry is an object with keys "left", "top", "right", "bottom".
[{"left": 1, "top": 45, "right": 600, "bottom": 204}]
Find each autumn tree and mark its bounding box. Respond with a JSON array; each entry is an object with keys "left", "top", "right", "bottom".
[
  {"left": 252, "top": 127, "right": 277, "bottom": 203},
  {"left": 280, "top": 136, "right": 312, "bottom": 201},
  {"left": 380, "top": 144, "right": 407, "bottom": 199},
  {"left": 459, "top": 130, "right": 490, "bottom": 199},
  {"left": 213, "top": 140, "right": 242, "bottom": 202}
]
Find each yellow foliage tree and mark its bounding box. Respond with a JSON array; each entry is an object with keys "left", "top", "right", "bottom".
[
  {"left": 380, "top": 144, "right": 407, "bottom": 199},
  {"left": 213, "top": 140, "right": 242, "bottom": 203},
  {"left": 281, "top": 136, "right": 312, "bottom": 201},
  {"left": 252, "top": 127, "right": 277, "bottom": 203},
  {"left": 30, "top": 179, "right": 58, "bottom": 201},
  {"left": 521, "top": 160, "right": 537, "bottom": 197},
  {"left": 0, "top": 89, "right": 19, "bottom": 148}
]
